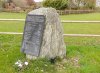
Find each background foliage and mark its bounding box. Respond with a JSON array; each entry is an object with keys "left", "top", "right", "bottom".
[
  {"left": 70, "top": 0, "right": 96, "bottom": 9},
  {"left": 83, "top": 0, "right": 95, "bottom": 9},
  {"left": 43, "top": 0, "right": 96, "bottom": 10},
  {"left": 43, "top": 0, "right": 68, "bottom": 10}
]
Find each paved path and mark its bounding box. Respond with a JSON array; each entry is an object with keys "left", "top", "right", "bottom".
[
  {"left": 62, "top": 20, "right": 100, "bottom": 23},
  {"left": 63, "top": 34, "right": 100, "bottom": 37},
  {"left": 0, "top": 19, "right": 25, "bottom": 21},
  {"left": 1, "top": 19, "right": 100, "bottom": 23},
  {"left": 0, "top": 32, "right": 23, "bottom": 35},
  {"left": 0, "top": 32, "right": 100, "bottom": 37}
]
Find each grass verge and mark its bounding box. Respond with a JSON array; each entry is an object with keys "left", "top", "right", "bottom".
[{"left": 0, "top": 35, "right": 100, "bottom": 73}]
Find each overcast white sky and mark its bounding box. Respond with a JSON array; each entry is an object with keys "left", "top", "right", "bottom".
[{"left": 34, "top": 0, "right": 43, "bottom": 2}]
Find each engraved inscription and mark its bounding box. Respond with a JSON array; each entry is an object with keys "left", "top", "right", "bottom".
[{"left": 21, "top": 15, "right": 45, "bottom": 56}]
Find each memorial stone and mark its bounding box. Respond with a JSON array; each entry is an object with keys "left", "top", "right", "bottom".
[{"left": 21, "top": 8, "right": 66, "bottom": 60}]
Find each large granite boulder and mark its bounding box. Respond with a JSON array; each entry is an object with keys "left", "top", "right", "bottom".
[{"left": 21, "top": 8, "right": 66, "bottom": 60}]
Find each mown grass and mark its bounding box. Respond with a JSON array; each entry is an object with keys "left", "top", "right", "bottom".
[
  {"left": 60, "top": 13, "right": 100, "bottom": 21},
  {"left": 63, "top": 23, "right": 100, "bottom": 34},
  {"left": 0, "top": 12, "right": 26, "bottom": 19},
  {"left": 0, "top": 12, "right": 100, "bottom": 34},
  {"left": 0, "top": 12, "right": 100, "bottom": 20},
  {"left": 0, "top": 21, "right": 24, "bottom": 32},
  {"left": 0, "top": 12, "right": 100, "bottom": 73},
  {"left": 0, "top": 35, "right": 100, "bottom": 73},
  {"left": 0, "top": 21, "right": 100, "bottom": 35}
]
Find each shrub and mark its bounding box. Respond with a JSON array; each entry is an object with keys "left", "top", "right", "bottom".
[
  {"left": 69, "top": 0, "right": 95, "bottom": 10},
  {"left": 75, "top": 0, "right": 95, "bottom": 9},
  {"left": 43, "top": 0, "right": 68, "bottom": 10},
  {"left": 84, "top": 0, "right": 95, "bottom": 9},
  {"left": 0, "top": 0, "right": 4, "bottom": 11}
]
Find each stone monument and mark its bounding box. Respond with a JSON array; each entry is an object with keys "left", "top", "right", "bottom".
[{"left": 21, "top": 8, "right": 66, "bottom": 60}]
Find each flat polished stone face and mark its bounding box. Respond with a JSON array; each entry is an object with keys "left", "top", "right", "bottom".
[{"left": 21, "top": 15, "right": 45, "bottom": 56}]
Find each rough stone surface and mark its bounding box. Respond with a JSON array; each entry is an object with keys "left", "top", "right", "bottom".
[{"left": 21, "top": 8, "right": 66, "bottom": 59}]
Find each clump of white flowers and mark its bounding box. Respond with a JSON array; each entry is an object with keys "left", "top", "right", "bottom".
[
  {"left": 24, "top": 62, "right": 28, "bottom": 66},
  {"left": 15, "top": 60, "right": 23, "bottom": 68},
  {"left": 14, "top": 60, "right": 29, "bottom": 71}
]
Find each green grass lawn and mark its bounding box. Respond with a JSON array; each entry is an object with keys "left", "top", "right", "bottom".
[
  {"left": 0, "top": 35, "right": 100, "bottom": 73},
  {"left": 63, "top": 23, "right": 100, "bottom": 34},
  {"left": 0, "top": 12, "right": 100, "bottom": 34},
  {"left": 0, "top": 12, "right": 100, "bottom": 20},
  {"left": 0, "top": 12, "right": 26, "bottom": 19},
  {"left": 60, "top": 13, "right": 100, "bottom": 21},
  {"left": 0, "top": 12, "right": 100, "bottom": 73},
  {"left": 0, "top": 21, "right": 100, "bottom": 35},
  {"left": 0, "top": 21, "right": 24, "bottom": 32}
]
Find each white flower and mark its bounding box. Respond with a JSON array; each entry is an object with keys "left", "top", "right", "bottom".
[
  {"left": 44, "top": 64, "right": 48, "bottom": 67},
  {"left": 15, "top": 60, "right": 22, "bottom": 65},
  {"left": 15, "top": 62, "right": 19, "bottom": 65},
  {"left": 18, "top": 64, "right": 23, "bottom": 68},
  {"left": 18, "top": 60, "right": 21, "bottom": 63},
  {"left": 41, "top": 70, "right": 44, "bottom": 72},
  {"left": 24, "top": 62, "right": 28, "bottom": 66}
]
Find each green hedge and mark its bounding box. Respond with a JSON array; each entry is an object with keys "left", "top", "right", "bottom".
[{"left": 43, "top": 0, "right": 68, "bottom": 10}]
